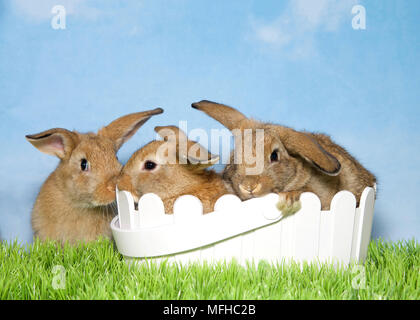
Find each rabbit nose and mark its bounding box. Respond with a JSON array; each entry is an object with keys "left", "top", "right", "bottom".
[
  {"left": 117, "top": 174, "right": 134, "bottom": 193},
  {"left": 117, "top": 175, "right": 129, "bottom": 191},
  {"left": 239, "top": 182, "right": 262, "bottom": 195},
  {"left": 117, "top": 175, "right": 140, "bottom": 203}
]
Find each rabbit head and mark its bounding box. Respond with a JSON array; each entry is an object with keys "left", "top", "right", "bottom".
[
  {"left": 26, "top": 108, "right": 164, "bottom": 209},
  {"left": 118, "top": 125, "right": 220, "bottom": 207},
  {"left": 191, "top": 100, "right": 341, "bottom": 201}
]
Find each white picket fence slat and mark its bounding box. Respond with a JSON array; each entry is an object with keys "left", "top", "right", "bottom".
[
  {"left": 111, "top": 187, "right": 376, "bottom": 266},
  {"left": 330, "top": 191, "right": 357, "bottom": 266},
  {"left": 293, "top": 192, "right": 322, "bottom": 263},
  {"left": 354, "top": 187, "right": 376, "bottom": 263}
]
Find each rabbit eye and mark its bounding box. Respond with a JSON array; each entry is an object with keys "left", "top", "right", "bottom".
[
  {"left": 81, "top": 159, "right": 89, "bottom": 171},
  {"left": 270, "top": 150, "right": 279, "bottom": 162},
  {"left": 144, "top": 161, "right": 157, "bottom": 171}
]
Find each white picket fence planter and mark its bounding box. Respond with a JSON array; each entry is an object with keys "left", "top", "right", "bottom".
[{"left": 111, "top": 187, "right": 375, "bottom": 267}]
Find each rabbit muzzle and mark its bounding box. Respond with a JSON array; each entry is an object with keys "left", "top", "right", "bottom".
[
  {"left": 238, "top": 180, "right": 263, "bottom": 199},
  {"left": 117, "top": 174, "right": 140, "bottom": 203},
  {"left": 91, "top": 176, "right": 119, "bottom": 206}
]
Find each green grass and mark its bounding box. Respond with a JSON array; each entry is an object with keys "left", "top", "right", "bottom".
[{"left": 0, "top": 238, "right": 418, "bottom": 300}]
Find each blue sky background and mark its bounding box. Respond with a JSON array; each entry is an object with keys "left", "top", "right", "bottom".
[{"left": 0, "top": 0, "right": 418, "bottom": 243}]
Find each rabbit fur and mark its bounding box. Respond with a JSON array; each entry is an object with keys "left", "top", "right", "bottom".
[
  {"left": 191, "top": 100, "right": 376, "bottom": 213},
  {"left": 117, "top": 125, "right": 232, "bottom": 214},
  {"left": 26, "top": 108, "right": 163, "bottom": 244}
]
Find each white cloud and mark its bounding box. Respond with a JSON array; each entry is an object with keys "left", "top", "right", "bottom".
[
  {"left": 250, "top": 0, "right": 359, "bottom": 57},
  {"left": 255, "top": 24, "right": 292, "bottom": 46},
  {"left": 12, "top": 0, "right": 101, "bottom": 21}
]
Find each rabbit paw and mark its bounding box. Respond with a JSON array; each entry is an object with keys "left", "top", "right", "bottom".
[{"left": 276, "top": 191, "right": 302, "bottom": 216}]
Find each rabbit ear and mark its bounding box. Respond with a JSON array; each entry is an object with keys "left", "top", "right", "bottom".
[
  {"left": 99, "top": 108, "right": 163, "bottom": 150},
  {"left": 191, "top": 100, "right": 247, "bottom": 131},
  {"left": 277, "top": 128, "right": 341, "bottom": 176},
  {"left": 155, "top": 125, "right": 219, "bottom": 167},
  {"left": 155, "top": 125, "right": 188, "bottom": 143},
  {"left": 25, "top": 128, "right": 78, "bottom": 159}
]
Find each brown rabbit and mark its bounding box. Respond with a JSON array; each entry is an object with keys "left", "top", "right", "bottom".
[
  {"left": 117, "top": 125, "right": 232, "bottom": 214},
  {"left": 191, "top": 100, "right": 376, "bottom": 213},
  {"left": 26, "top": 108, "right": 163, "bottom": 244}
]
